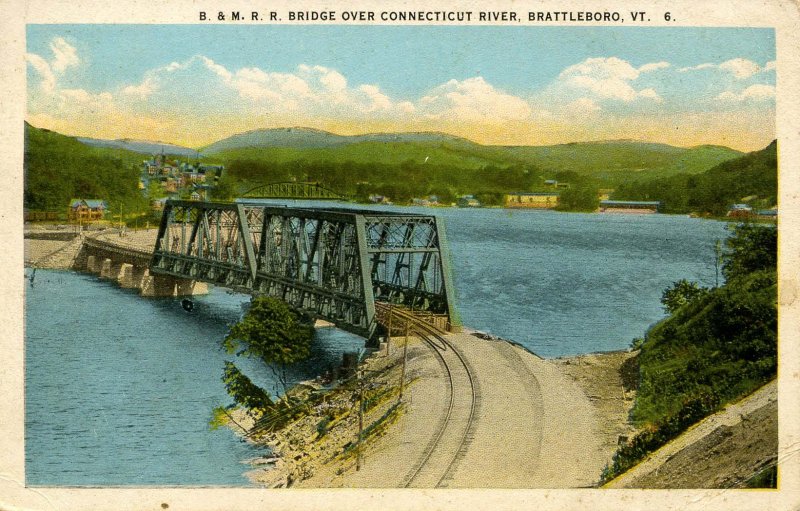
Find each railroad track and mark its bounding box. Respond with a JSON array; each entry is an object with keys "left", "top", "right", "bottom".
[{"left": 374, "top": 303, "right": 480, "bottom": 488}]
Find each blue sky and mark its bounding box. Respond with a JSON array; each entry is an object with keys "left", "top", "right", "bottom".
[{"left": 26, "top": 25, "right": 776, "bottom": 150}]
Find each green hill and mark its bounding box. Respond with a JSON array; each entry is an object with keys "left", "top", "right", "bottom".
[
  {"left": 210, "top": 139, "right": 518, "bottom": 170},
  {"left": 612, "top": 141, "right": 777, "bottom": 215},
  {"left": 24, "top": 122, "right": 147, "bottom": 215},
  {"left": 209, "top": 135, "right": 742, "bottom": 192},
  {"left": 505, "top": 141, "right": 741, "bottom": 182}
]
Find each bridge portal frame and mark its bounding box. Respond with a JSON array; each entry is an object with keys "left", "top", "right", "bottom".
[{"left": 150, "top": 200, "right": 457, "bottom": 339}]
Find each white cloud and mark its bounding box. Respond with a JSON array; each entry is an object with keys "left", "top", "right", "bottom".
[
  {"left": 678, "top": 63, "right": 716, "bottom": 73},
  {"left": 719, "top": 58, "right": 761, "bottom": 79},
  {"left": 638, "top": 88, "right": 662, "bottom": 102},
  {"left": 556, "top": 57, "right": 663, "bottom": 102},
  {"left": 418, "top": 77, "right": 532, "bottom": 122},
  {"left": 26, "top": 52, "right": 56, "bottom": 92},
  {"left": 565, "top": 97, "right": 601, "bottom": 115},
  {"left": 122, "top": 77, "right": 157, "bottom": 99},
  {"left": 50, "top": 37, "right": 80, "bottom": 73},
  {"left": 638, "top": 61, "right": 670, "bottom": 73},
  {"left": 679, "top": 58, "right": 773, "bottom": 79},
  {"left": 25, "top": 36, "right": 80, "bottom": 93},
  {"left": 716, "top": 84, "right": 776, "bottom": 102}
]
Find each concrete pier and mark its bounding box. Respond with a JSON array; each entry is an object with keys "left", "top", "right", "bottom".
[{"left": 74, "top": 235, "right": 208, "bottom": 297}]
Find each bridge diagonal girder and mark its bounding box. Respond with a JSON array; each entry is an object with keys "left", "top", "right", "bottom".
[{"left": 150, "top": 200, "right": 457, "bottom": 339}]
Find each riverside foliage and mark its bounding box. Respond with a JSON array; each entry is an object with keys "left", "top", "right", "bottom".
[
  {"left": 223, "top": 296, "right": 315, "bottom": 397},
  {"left": 603, "top": 222, "right": 778, "bottom": 483}
]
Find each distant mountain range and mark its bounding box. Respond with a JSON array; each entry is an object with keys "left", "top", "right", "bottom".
[
  {"left": 199, "top": 127, "right": 475, "bottom": 154},
  {"left": 76, "top": 137, "right": 199, "bottom": 157},
  {"left": 71, "top": 127, "right": 743, "bottom": 177}
]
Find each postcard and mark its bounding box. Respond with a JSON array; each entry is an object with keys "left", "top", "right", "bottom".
[{"left": 2, "top": 0, "right": 798, "bottom": 509}]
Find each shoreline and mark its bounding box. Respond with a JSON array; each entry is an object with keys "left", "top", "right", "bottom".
[{"left": 222, "top": 336, "right": 638, "bottom": 488}]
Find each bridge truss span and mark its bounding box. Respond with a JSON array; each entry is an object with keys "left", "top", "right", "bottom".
[{"left": 150, "top": 200, "right": 457, "bottom": 339}]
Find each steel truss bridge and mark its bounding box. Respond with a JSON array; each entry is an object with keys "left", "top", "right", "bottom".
[
  {"left": 241, "top": 182, "right": 349, "bottom": 201},
  {"left": 149, "top": 200, "right": 457, "bottom": 339}
]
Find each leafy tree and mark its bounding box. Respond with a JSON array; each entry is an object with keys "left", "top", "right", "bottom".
[
  {"left": 221, "top": 361, "right": 274, "bottom": 416},
  {"left": 224, "top": 296, "right": 315, "bottom": 395},
  {"left": 722, "top": 222, "right": 777, "bottom": 281},
  {"left": 209, "top": 174, "right": 238, "bottom": 201},
  {"left": 556, "top": 184, "right": 599, "bottom": 212},
  {"left": 660, "top": 279, "right": 708, "bottom": 314}
]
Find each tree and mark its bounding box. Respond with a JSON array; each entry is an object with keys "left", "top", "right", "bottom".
[
  {"left": 556, "top": 184, "right": 599, "bottom": 212},
  {"left": 660, "top": 279, "right": 708, "bottom": 314},
  {"left": 221, "top": 361, "right": 275, "bottom": 416},
  {"left": 722, "top": 222, "right": 777, "bottom": 281},
  {"left": 223, "top": 296, "right": 315, "bottom": 395},
  {"left": 209, "top": 174, "right": 238, "bottom": 201}
]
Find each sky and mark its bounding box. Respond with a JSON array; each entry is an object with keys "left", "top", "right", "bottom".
[{"left": 25, "top": 25, "right": 776, "bottom": 151}]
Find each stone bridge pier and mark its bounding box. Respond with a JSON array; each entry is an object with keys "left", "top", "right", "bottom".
[{"left": 78, "top": 240, "right": 207, "bottom": 297}]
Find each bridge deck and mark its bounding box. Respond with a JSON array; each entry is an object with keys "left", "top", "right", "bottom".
[{"left": 149, "top": 200, "right": 458, "bottom": 340}]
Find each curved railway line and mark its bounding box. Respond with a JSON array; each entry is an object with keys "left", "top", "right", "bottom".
[{"left": 374, "top": 303, "right": 481, "bottom": 488}]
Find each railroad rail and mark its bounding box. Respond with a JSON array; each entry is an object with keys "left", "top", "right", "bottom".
[{"left": 374, "top": 303, "right": 479, "bottom": 488}]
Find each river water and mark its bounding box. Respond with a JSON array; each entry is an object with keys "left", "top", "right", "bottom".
[{"left": 25, "top": 207, "right": 728, "bottom": 486}]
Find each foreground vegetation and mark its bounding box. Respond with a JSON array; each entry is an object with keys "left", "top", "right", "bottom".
[{"left": 603, "top": 222, "right": 777, "bottom": 482}]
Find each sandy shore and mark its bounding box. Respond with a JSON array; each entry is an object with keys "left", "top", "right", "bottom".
[{"left": 224, "top": 335, "right": 638, "bottom": 488}]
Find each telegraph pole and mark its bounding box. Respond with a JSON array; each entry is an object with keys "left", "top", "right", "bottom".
[
  {"left": 355, "top": 348, "right": 366, "bottom": 471},
  {"left": 399, "top": 321, "right": 409, "bottom": 402}
]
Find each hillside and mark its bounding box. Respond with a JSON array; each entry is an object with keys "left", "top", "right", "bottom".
[
  {"left": 24, "top": 123, "right": 147, "bottom": 214},
  {"left": 602, "top": 223, "right": 777, "bottom": 484},
  {"left": 77, "top": 137, "right": 198, "bottom": 157},
  {"left": 612, "top": 141, "right": 777, "bottom": 215},
  {"left": 200, "top": 127, "right": 479, "bottom": 153},
  {"left": 505, "top": 141, "right": 742, "bottom": 181}
]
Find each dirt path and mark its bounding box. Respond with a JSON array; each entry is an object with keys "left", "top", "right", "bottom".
[
  {"left": 605, "top": 380, "right": 778, "bottom": 489},
  {"left": 284, "top": 334, "right": 628, "bottom": 488}
]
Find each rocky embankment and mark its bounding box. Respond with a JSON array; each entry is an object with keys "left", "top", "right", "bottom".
[{"left": 222, "top": 337, "right": 640, "bottom": 489}]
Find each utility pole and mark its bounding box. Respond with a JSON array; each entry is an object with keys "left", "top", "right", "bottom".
[
  {"left": 355, "top": 348, "right": 366, "bottom": 472},
  {"left": 356, "top": 364, "right": 364, "bottom": 471},
  {"left": 386, "top": 308, "right": 393, "bottom": 356},
  {"left": 399, "top": 321, "right": 409, "bottom": 403}
]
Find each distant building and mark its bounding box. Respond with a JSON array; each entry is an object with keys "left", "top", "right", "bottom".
[
  {"left": 163, "top": 178, "right": 179, "bottom": 193},
  {"left": 505, "top": 192, "right": 560, "bottom": 209},
  {"left": 151, "top": 198, "right": 168, "bottom": 211},
  {"left": 598, "top": 189, "right": 615, "bottom": 201},
  {"left": 599, "top": 200, "right": 661, "bottom": 214},
  {"left": 755, "top": 209, "right": 778, "bottom": 221},
  {"left": 727, "top": 203, "right": 753, "bottom": 218},
  {"left": 68, "top": 199, "right": 107, "bottom": 222},
  {"left": 411, "top": 195, "right": 440, "bottom": 207},
  {"left": 457, "top": 195, "right": 481, "bottom": 208},
  {"left": 369, "top": 194, "right": 391, "bottom": 204},
  {"left": 197, "top": 164, "right": 224, "bottom": 176}
]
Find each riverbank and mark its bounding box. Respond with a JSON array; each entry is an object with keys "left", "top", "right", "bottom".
[{"left": 222, "top": 336, "right": 638, "bottom": 488}]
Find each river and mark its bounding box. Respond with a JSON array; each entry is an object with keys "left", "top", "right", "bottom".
[{"left": 25, "top": 207, "right": 728, "bottom": 486}]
